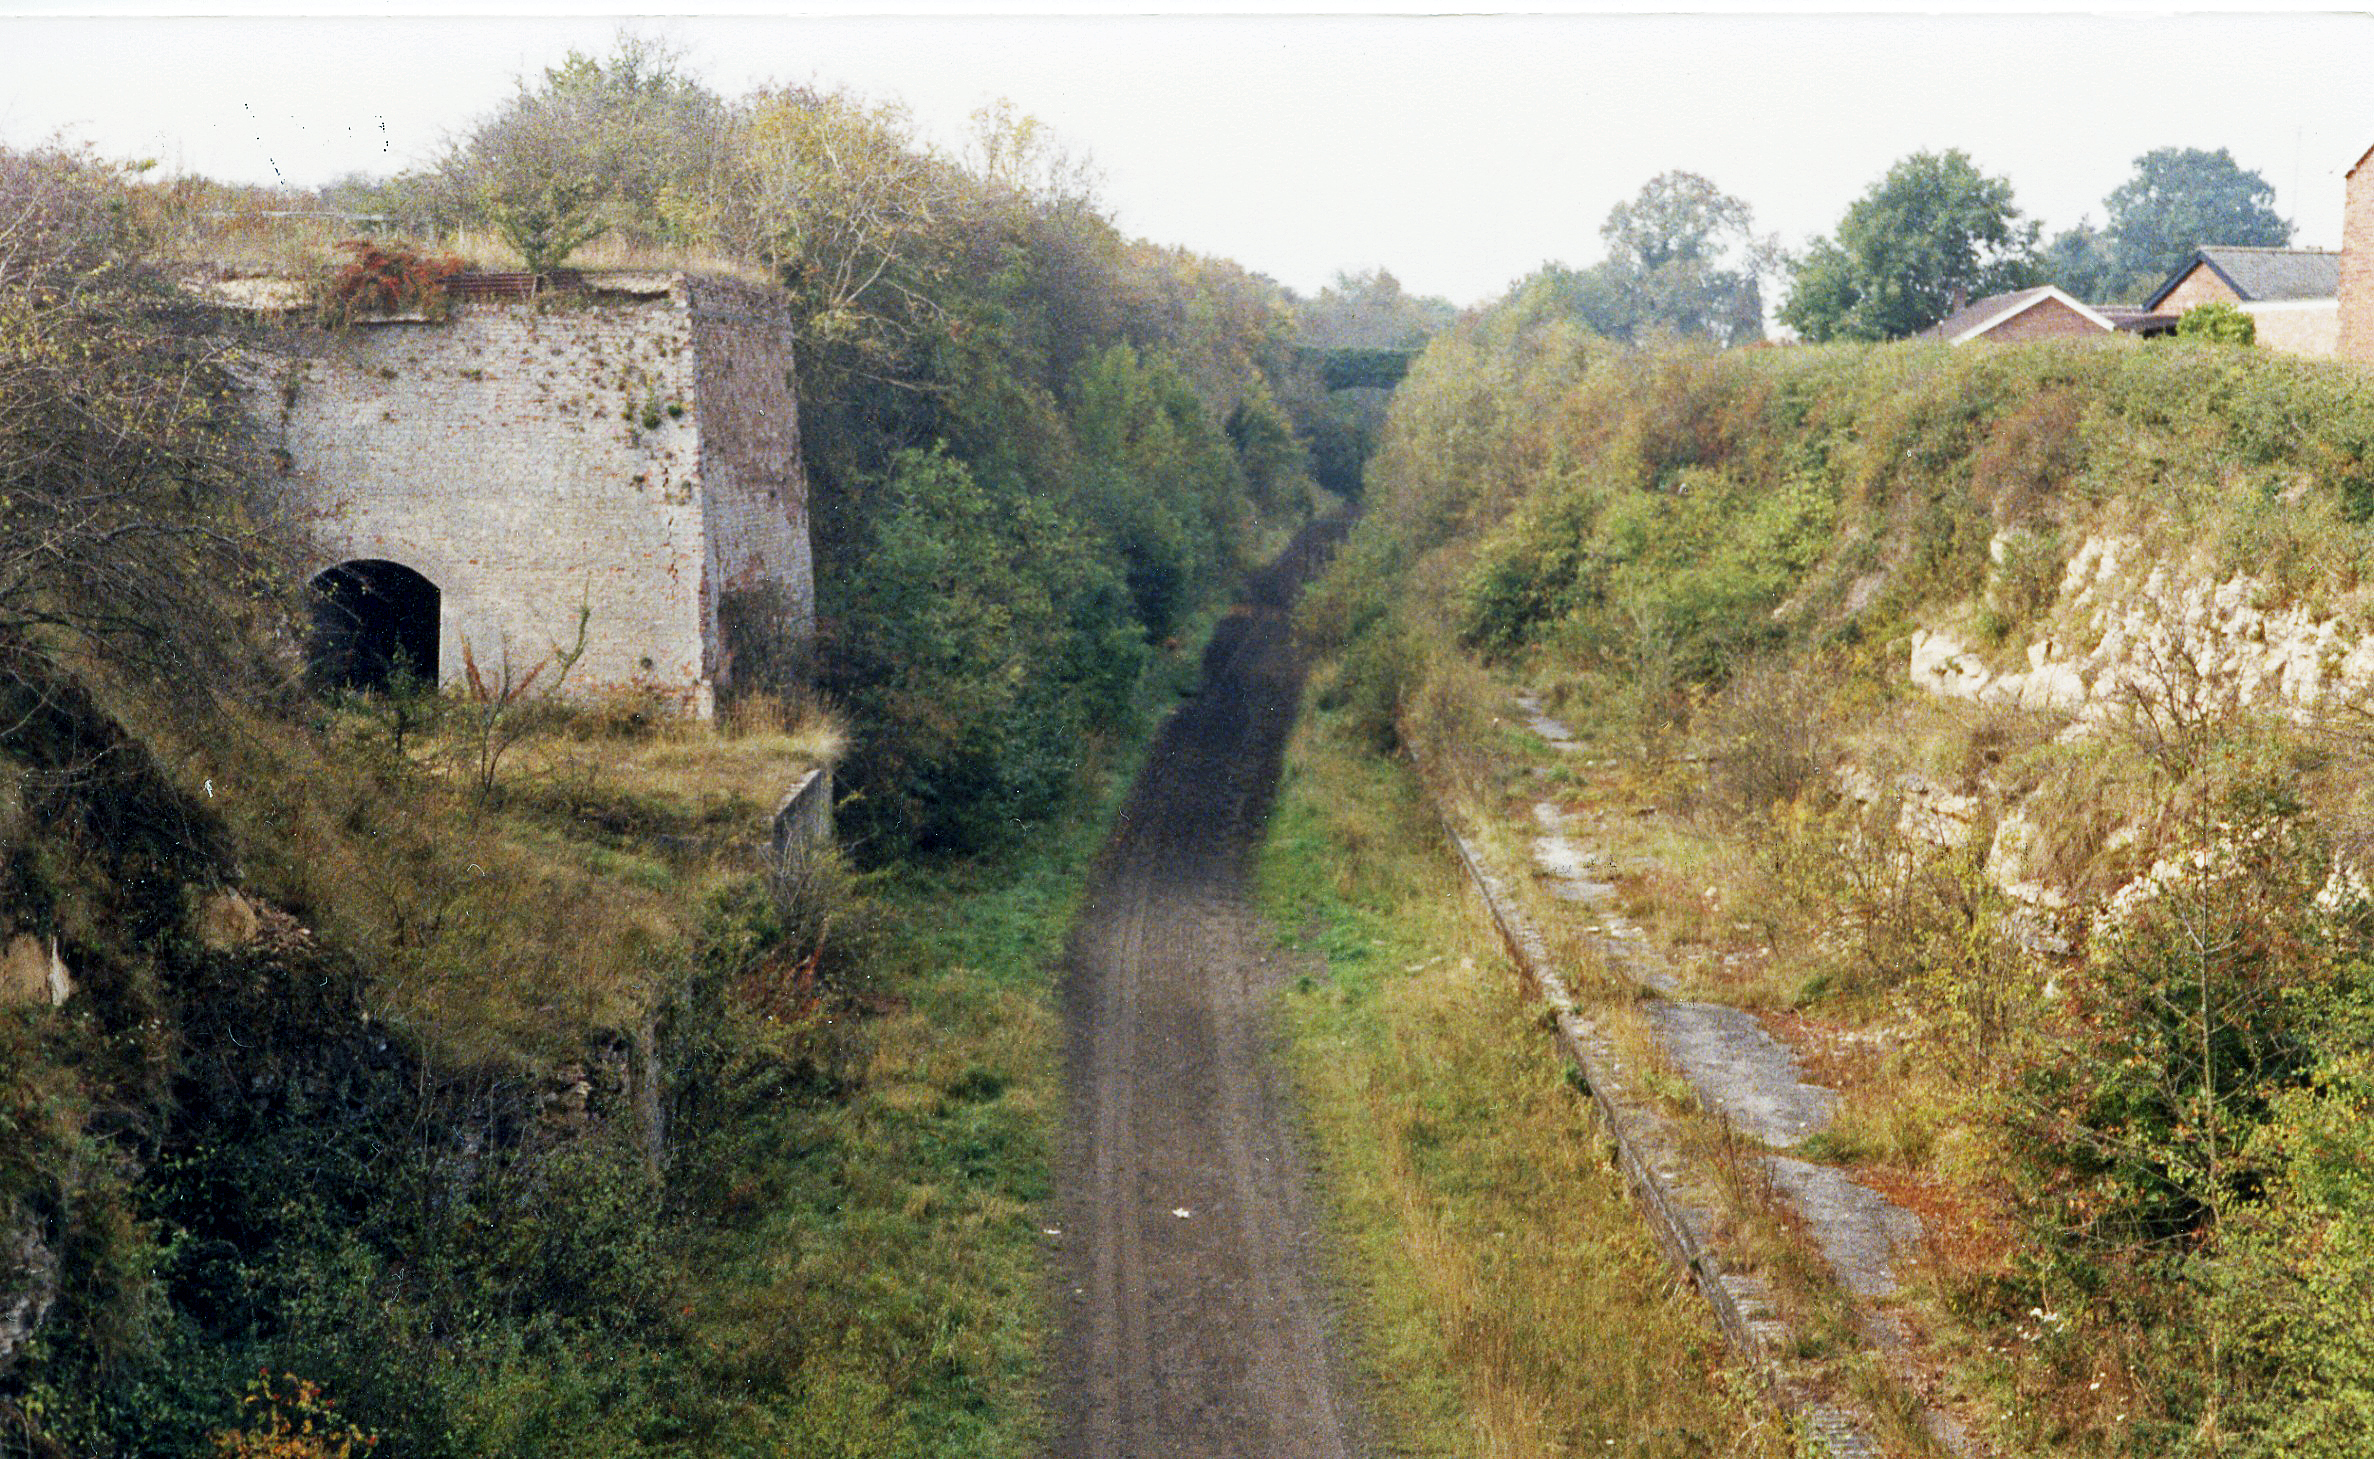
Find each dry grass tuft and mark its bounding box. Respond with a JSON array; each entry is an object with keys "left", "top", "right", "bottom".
[{"left": 102, "top": 673, "right": 845, "bottom": 1069}]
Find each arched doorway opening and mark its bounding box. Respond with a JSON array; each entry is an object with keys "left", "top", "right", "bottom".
[{"left": 308, "top": 560, "right": 440, "bottom": 693}]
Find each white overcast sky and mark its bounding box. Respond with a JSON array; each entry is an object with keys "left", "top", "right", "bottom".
[{"left": 4, "top": 6, "right": 2372, "bottom": 306}]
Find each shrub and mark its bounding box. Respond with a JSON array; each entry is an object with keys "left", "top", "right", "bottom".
[
  {"left": 317, "top": 239, "right": 463, "bottom": 323},
  {"left": 2177, "top": 299, "right": 2256, "bottom": 346},
  {"left": 211, "top": 1374, "right": 380, "bottom": 1459},
  {"left": 1697, "top": 657, "right": 1837, "bottom": 818}
]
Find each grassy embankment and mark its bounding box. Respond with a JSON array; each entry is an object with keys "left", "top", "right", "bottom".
[
  {"left": 1257, "top": 685, "right": 1787, "bottom": 1457},
  {"left": 9, "top": 121, "right": 1341, "bottom": 1455},
  {"left": 1306, "top": 302, "right": 2374, "bottom": 1456},
  {"left": 4, "top": 596, "right": 1218, "bottom": 1456}
]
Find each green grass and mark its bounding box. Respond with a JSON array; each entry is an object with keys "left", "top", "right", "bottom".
[
  {"left": 660, "top": 604, "right": 1225, "bottom": 1457},
  {"left": 1258, "top": 694, "right": 1787, "bottom": 1458}
]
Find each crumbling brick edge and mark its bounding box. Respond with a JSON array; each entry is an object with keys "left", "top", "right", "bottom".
[{"left": 770, "top": 765, "right": 833, "bottom": 860}]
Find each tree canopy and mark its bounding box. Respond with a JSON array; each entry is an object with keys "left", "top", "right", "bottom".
[
  {"left": 1292, "top": 269, "right": 1457, "bottom": 351},
  {"left": 432, "top": 36, "right": 729, "bottom": 273},
  {"left": 1515, "top": 173, "right": 1770, "bottom": 347},
  {"left": 1779, "top": 149, "right": 2039, "bottom": 342},
  {"left": 1593, "top": 171, "right": 1772, "bottom": 345},
  {"left": 2036, "top": 217, "right": 2122, "bottom": 305},
  {"left": 2042, "top": 147, "right": 2293, "bottom": 305},
  {"left": 2106, "top": 146, "right": 2292, "bottom": 293}
]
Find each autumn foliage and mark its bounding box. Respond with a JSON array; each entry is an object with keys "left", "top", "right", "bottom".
[
  {"left": 211, "top": 1373, "right": 380, "bottom": 1459},
  {"left": 318, "top": 238, "right": 463, "bottom": 322}
]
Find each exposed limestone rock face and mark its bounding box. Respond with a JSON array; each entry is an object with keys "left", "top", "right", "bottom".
[
  {"left": 1834, "top": 766, "right": 1981, "bottom": 849},
  {"left": 0, "top": 1207, "right": 57, "bottom": 1374},
  {"left": 536, "top": 1044, "right": 630, "bottom": 1133},
  {"left": 196, "top": 889, "right": 263, "bottom": 951},
  {"left": 1833, "top": 766, "right": 2084, "bottom": 956},
  {"left": 1911, "top": 534, "right": 2374, "bottom": 721},
  {"left": 1984, "top": 814, "right": 2077, "bottom": 956},
  {"left": 1984, "top": 813, "right": 2069, "bottom": 912},
  {"left": 1890, "top": 533, "right": 2374, "bottom": 955}
]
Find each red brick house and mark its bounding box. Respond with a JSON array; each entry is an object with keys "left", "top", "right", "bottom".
[
  {"left": 2143, "top": 245, "right": 2339, "bottom": 356},
  {"left": 2339, "top": 144, "right": 2374, "bottom": 362},
  {"left": 1922, "top": 285, "right": 2119, "bottom": 344}
]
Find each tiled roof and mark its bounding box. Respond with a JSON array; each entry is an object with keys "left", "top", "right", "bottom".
[
  {"left": 1920, "top": 286, "right": 2115, "bottom": 341},
  {"left": 2145, "top": 247, "right": 2340, "bottom": 309},
  {"left": 1921, "top": 286, "right": 2054, "bottom": 340},
  {"left": 2095, "top": 305, "right": 2180, "bottom": 333}
]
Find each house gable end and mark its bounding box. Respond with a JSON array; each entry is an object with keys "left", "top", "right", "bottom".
[{"left": 2146, "top": 256, "right": 2236, "bottom": 312}]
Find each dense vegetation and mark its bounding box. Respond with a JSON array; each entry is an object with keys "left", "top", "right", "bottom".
[
  {"left": 0, "top": 37, "right": 1355, "bottom": 1453},
  {"left": 1783, "top": 143, "right": 2296, "bottom": 340},
  {"left": 178, "top": 37, "right": 1345, "bottom": 855},
  {"left": 1310, "top": 295, "right": 2374, "bottom": 1452}
]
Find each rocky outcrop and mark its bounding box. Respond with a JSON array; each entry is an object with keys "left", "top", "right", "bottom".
[
  {"left": 1834, "top": 767, "right": 2079, "bottom": 956},
  {"left": 0, "top": 1209, "right": 57, "bottom": 1375},
  {"left": 1835, "top": 765, "right": 1982, "bottom": 849},
  {"left": 1910, "top": 535, "right": 2374, "bottom": 720}
]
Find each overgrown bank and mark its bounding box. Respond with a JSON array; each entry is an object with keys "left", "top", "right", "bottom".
[
  {"left": 0, "top": 119, "right": 1327, "bottom": 1453},
  {"left": 1311, "top": 304, "right": 2374, "bottom": 1455},
  {"left": 3, "top": 609, "right": 1223, "bottom": 1457},
  {"left": 1256, "top": 692, "right": 1784, "bottom": 1457}
]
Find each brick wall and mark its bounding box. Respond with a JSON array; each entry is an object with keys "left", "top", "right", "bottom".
[
  {"left": 2155, "top": 265, "right": 2241, "bottom": 315},
  {"left": 685, "top": 277, "right": 814, "bottom": 693},
  {"left": 1979, "top": 296, "right": 2109, "bottom": 343},
  {"left": 2242, "top": 299, "right": 2341, "bottom": 358},
  {"left": 2341, "top": 153, "right": 2374, "bottom": 362},
  {"left": 258, "top": 273, "right": 811, "bottom": 715}
]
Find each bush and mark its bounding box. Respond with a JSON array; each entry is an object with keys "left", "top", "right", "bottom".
[
  {"left": 211, "top": 1374, "right": 380, "bottom": 1459},
  {"left": 822, "top": 447, "right": 1144, "bottom": 853},
  {"left": 0, "top": 145, "right": 291, "bottom": 698},
  {"left": 2178, "top": 299, "right": 2257, "bottom": 346},
  {"left": 316, "top": 239, "right": 463, "bottom": 323},
  {"left": 1697, "top": 657, "right": 1837, "bottom": 817}
]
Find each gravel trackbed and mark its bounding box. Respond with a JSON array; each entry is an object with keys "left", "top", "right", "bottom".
[{"left": 1052, "top": 523, "right": 1364, "bottom": 1459}]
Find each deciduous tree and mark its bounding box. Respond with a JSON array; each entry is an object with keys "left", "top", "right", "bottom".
[
  {"left": 1780, "top": 149, "right": 2039, "bottom": 341},
  {"left": 2105, "top": 146, "right": 2291, "bottom": 300},
  {"left": 1293, "top": 268, "right": 1456, "bottom": 350},
  {"left": 2039, "top": 217, "right": 2122, "bottom": 304},
  {"left": 1591, "top": 171, "right": 1773, "bottom": 345},
  {"left": 0, "top": 145, "right": 288, "bottom": 694}
]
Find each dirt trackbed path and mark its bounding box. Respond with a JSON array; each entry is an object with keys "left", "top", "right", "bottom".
[{"left": 1053, "top": 521, "right": 1363, "bottom": 1459}]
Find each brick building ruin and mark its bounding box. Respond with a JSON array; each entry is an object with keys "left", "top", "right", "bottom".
[{"left": 237, "top": 271, "right": 813, "bottom": 717}]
